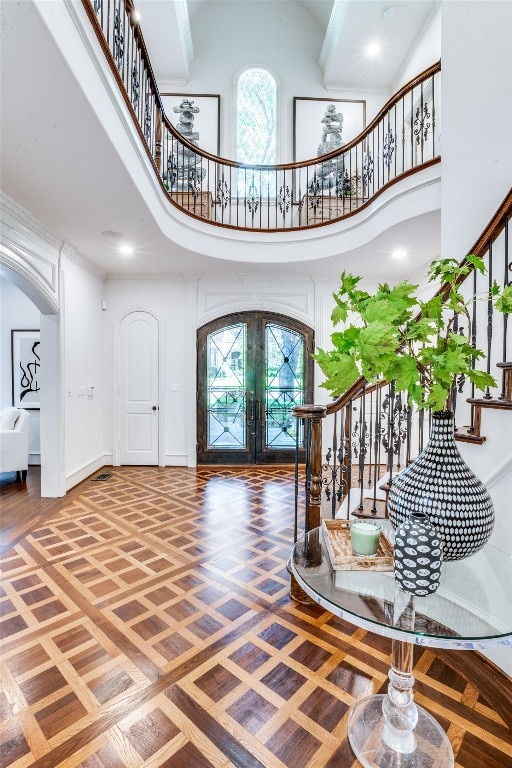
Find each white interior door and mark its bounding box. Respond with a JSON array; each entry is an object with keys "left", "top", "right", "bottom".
[{"left": 119, "top": 311, "right": 159, "bottom": 465}]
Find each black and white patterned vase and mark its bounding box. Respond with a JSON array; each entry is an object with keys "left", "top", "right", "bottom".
[
  {"left": 388, "top": 411, "right": 494, "bottom": 561},
  {"left": 394, "top": 513, "right": 442, "bottom": 596}
]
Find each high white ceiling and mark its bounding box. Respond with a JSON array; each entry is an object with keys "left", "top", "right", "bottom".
[
  {"left": 322, "top": 0, "right": 438, "bottom": 89},
  {"left": 187, "top": 0, "right": 335, "bottom": 31},
  {"left": 141, "top": 0, "right": 438, "bottom": 89},
  {"left": 0, "top": 0, "right": 440, "bottom": 280}
]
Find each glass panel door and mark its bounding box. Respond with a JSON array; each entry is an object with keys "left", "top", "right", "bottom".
[
  {"left": 263, "top": 323, "right": 304, "bottom": 452},
  {"left": 197, "top": 312, "right": 313, "bottom": 464},
  {"left": 206, "top": 323, "right": 246, "bottom": 450}
]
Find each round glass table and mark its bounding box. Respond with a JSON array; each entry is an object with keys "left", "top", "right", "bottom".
[{"left": 291, "top": 525, "right": 512, "bottom": 768}]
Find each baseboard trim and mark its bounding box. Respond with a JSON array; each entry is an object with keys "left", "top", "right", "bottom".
[
  {"left": 164, "top": 453, "right": 188, "bottom": 467},
  {"left": 66, "top": 454, "right": 113, "bottom": 490},
  {"left": 484, "top": 454, "right": 512, "bottom": 490}
]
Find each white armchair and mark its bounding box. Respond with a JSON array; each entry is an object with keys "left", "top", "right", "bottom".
[{"left": 0, "top": 408, "right": 31, "bottom": 481}]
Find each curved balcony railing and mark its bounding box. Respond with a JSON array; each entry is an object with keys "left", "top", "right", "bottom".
[{"left": 83, "top": 0, "right": 441, "bottom": 232}]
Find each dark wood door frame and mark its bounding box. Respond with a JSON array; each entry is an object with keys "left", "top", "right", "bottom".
[{"left": 197, "top": 311, "right": 314, "bottom": 465}]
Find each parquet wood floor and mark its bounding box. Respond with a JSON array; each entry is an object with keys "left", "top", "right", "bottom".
[{"left": 1, "top": 466, "right": 511, "bottom": 768}]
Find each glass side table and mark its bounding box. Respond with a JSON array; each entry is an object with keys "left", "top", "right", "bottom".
[{"left": 291, "top": 525, "right": 512, "bottom": 768}]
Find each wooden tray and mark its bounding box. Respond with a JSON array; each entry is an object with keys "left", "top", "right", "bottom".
[{"left": 322, "top": 519, "right": 393, "bottom": 571}]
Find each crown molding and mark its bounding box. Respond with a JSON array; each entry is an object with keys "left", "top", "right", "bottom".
[
  {"left": 104, "top": 272, "right": 185, "bottom": 281},
  {"left": 323, "top": 83, "right": 389, "bottom": 96},
  {"left": 157, "top": 77, "right": 189, "bottom": 90},
  {"left": 62, "top": 243, "right": 107, "bottom": 280},
  {"left": 1, "top": 192, "right": 63, "bottom": 251},
  {"left": 103, "top": 272, "right": 320, "bottom": 283},
  {"left": 1, "top": 192, "right": 105, "bottom": 281},
  {"left": 311, "top": 276, "right": 342, "bottom": 285},
  {"left": 197, "top": 274, "right": 316, "bottom": 285}
]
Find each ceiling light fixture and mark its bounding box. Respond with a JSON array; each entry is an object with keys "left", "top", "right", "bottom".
[
  {"left": 366, "top": 42, "right": 381, "bottom": 58},
  {"left": 392, "top": 249, "right": 407, "bottom": 259},
  {"left": 119, "top": 244, "right": 134, "bottom": 256}
]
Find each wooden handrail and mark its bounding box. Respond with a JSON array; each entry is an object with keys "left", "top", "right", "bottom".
[
  {"left": 469, "top": 187, "right": 512, "bottom": 255},
  {"left": 125, "top": 0, "right": 165, "bottom": 113},
  {"left": 281, "top": 60, "right": 441, "bottom": 169},
  {"left": 424, "top": 187, "right": 512, "bottom": 309},
  {"left": 81, "top": 0, "right": 162, "bottom": 176},
  {"left": 325, "top": 378, "right": 378, "bottom": 416},
  {"left": 158, "top": 61, "right": 441, "bottom": 172}
]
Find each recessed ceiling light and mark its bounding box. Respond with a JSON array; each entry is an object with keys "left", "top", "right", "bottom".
[
  {"left": 119, "top": 244, "right": 134, "bottom": 256},
  {"left": 392, "top": 249, "right": 407, "bottom": 259},
  {"left": 366, "top": 42, "right": 381, "bottom": 58}
]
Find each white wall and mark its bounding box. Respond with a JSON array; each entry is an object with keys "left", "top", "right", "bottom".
[
  {"left": 159, "top": 0, "right": 385, "bottom": 163},
  {"left": 62, "top": 255, "right": 106, "bottom": 487},
  {"left": 102, "top": 278, "right": 189, "bottom": 466},
  {"left": 0, "top": 279, "right": 41, "bottom": 462},
  {"left": 393, "top": 5, "right": 441, "bottom": 91},
  {"left": 441, "top": 0, "right": 512, "bottom": 260},
  {"left": 102, "top": 274, "right": 342, "bottom": 466},
  {"left": 438, "top": 5, "right": 511, "bottom": 679},
  {"left": 440, "top": 0, "right": 512, "bottom": 538}
]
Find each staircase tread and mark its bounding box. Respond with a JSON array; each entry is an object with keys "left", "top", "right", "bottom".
[
  {"left": 467, "top": 397, "right": 512, "bottom": 410},
  {"left": 454, "top": 426, "right": 487, "bottom": 444},
  {"left": 496, "top": 361, "right": 512, "bottom": 368},
  {"left": 351, "top": 497, "right": 387, "bottom": 520}
]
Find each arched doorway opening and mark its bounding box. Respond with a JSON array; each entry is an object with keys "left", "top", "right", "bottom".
[
  {"left": 0, "top": 263, "right": 63, "bottom": 497},
  {"left": 197, "top": 311, "right": 314, "bottom": 464}
]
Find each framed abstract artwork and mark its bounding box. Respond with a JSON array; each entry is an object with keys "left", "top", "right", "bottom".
[
  {"left": 11, "top": 329, "right": 41, "bottom": 410},
  {"left": 161, "top": 93, "right": 220, "bottom": 155}
]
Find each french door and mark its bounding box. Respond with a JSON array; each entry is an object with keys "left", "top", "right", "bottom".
[{"left": 197, "top": 312, "right": 314, "bottom": 464}]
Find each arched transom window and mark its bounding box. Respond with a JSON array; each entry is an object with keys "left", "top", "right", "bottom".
[{"left": 236, "top": 68, "right": 277, "bottom": 165}]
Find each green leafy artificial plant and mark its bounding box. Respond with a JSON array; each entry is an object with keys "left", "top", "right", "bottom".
[{"left": 314, "top": 254, "right": 512, "bottom": 412}]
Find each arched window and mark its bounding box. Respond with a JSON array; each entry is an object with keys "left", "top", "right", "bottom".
[
  {"left": 236, "top": 68, "right": 277, "bottom": 164},
  {"left": 236, "top": 68, "right": 277, "bottom": 197}
]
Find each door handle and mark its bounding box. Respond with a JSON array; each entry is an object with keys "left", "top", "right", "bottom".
[{"left": 152, "top": 405, "right": 158, "bottom": 411}]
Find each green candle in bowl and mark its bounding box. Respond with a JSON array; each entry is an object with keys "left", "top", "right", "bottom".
[{"left": 350, "top": 520, "right": 382, "bottom": 556}]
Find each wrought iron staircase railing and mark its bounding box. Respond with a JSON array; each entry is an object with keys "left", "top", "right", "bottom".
[
  {"left": 82, "top": 0, "right": 440, "bottom": 232},
  {"left": 292, "top": 188, "right": 512, "bottom": 555}
]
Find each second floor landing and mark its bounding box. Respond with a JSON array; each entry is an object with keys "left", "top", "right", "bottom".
[{"left": 1, "top": 0, "right": 440, "bottom": 281}]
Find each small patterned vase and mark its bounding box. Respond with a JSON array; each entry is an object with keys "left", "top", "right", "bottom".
[
  {"left": 394, "top": 513, "right": 442, "bottom": 596},
  {"left": 388, "top": 411, "right": 494, "bottom": 561}
]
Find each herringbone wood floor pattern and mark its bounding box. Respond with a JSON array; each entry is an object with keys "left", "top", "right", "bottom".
[{"left": 1, "top": 466, "right": 511, "bottom": 768}]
